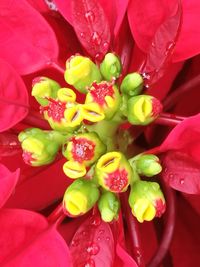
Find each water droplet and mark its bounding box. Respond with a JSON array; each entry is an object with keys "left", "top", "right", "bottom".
[
  {"left": 97, "top": 237, "right": 101, "bottom": 241},
  {"left": 151, "top": 42, "right": 156, "bottom": 48},
  {"left": 180, "top": 179, "right": 185, "bottom": 185},
  {"left": 80, "top": 32, "right": 85, "bottom": 38},
  {"left": 103, "top": 42, "right": 109, "bottom": 50},
  {"left": 169, "top": 173, "right": 174, "bottom": 179},
  {"left": 106, "top": 237, "right": 110, "bottom": 241},
  {"left": 166, "top": 42, "right": 175, "bottom": 51},
  {"left": 133, "top": 247, "right": 142, "bottom": 259},
  {"left": 84, "top": 259, "right": 96, "bottom": 267},
  {"left": 71, "top": 239, "right": 79, "bottom": 247},
  {"left": 99, "top": 230, "right": 104, "bottom": 235},
  {"left": 86, "top": 243, "right": 100, "bottom": 255},
  {"left": 44, "top": 0, "right": 58, "bottom": 11},
  {"left": 85, "top": 10, "right": 95, "bottom": 23},
  {"left": 91, "top": 32, "right": 102, "bottom": 46},
  {"left": 90, "top": 216, "right": 101, "bottom": 226},
  {"left": 81, "top": 230, "right": 88, "bottom": 236},
  {"left": 95, "top": 53, "right": 103, "bottom": 62}
]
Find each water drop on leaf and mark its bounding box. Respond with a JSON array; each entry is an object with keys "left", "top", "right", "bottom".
[{"left": 85, "top": 10, "right": 95, "bottom": 23}]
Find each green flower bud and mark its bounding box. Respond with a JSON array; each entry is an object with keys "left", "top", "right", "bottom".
[
  {"left": 95, "top": 152, "right": 132, "bottom": 193},
  {"left": 127, "top": 95, "right": 162, "bottom": 125},
  {"left": 63, "top": 132, "right": 106, "bottom": 167},
  {"left": 63, "top": 179, "right": 100, "bottom": 217},
  {"left": 120, "top": 72, "right": 143, "bottom": 97},
  {"left": 85, "top": 81, "right": 121, "bottom": 120},
  {"left": 98, "top": 191, "right": 120, "bottom": 222},
  {"left": 62, "top": 132, "right": 106, "bottom": 179},
  {"left": 18, "top": 128, "right": 63, "bottom": 166},
  {"left": 100, "top": 53, "right": 122, "bottom": 81},
  {"left": 41, "top": 99, "right": 83, "bottom": 132},
  {"left": 135, "top": 154, "right": 162, "bottom": 177},
  {"left": 64, "top": 55, "right": 101, "bottom": 94},
  {"left": 32, "top": 77, "right": 60, "bottom": 106},
  {"left": 128, "top": 181, "right": 166, "bottom": 223}
]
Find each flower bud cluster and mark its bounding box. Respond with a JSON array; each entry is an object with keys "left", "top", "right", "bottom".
[{"left": 19, "top": 52, "right": 166, "bottom": 223}]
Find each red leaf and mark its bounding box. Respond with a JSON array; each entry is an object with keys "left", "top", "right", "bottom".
[
  {"left": 0, "top": 209, "right": 71, "bottom": 267},
  {"left": 0, "top": 132, "right": 22, "bottom": 157},
  {"left": 162, "top": 151, "right": 200, "bottom": 194},
  {"left": 159, "top": 114, "right": 200, "bottom": 194},
  {"left": 70, "top": 214, "right": 115, "bottom": 267},
  {"left": 115, "top": 243, "right": 138, "bottom": 267},
  {"left": 53, "top": 0, "right": 73, "bottom": 25},
  {"left": 26, "top": 0, "right": 50, "bottom": 13},
  {"left": 128, "top": 0, "right": 181, "bottom": 85},
  {"left": 0, "top": 165, "right": 20, "bottom": 208},
  {"left": 173, "top": 0, "right": 200, "bottom": 62},
  {"left": 0, "top": 59, "right": 29, "bottom": 132},
  {"left": 71, "top": 0, "right": 111, "bottom": 60},
  {"left": 113, "top": 0, "right": 129, "bottom": 38},
  {"left": 0, "top": 0, "right": 58, "bottom": 75},
  {"left": 5, "top": 157, "right": 72, "bottom": 210}
]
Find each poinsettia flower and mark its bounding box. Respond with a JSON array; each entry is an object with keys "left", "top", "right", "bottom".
[{"left": 1, "top": 0, "right": 200, "bottom": 267}]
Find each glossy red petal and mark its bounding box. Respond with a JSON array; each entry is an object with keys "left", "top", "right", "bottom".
[
  {"left": 173, "top": 1, "right": 200, "bottom": 62},
  {"left": 70, "top": 214, "right": 115, "bottom": 267},
  {"left": 160, "top": 114, "right": 200, "bottom": 194},
  {"left": 0, "top": 132, "right": 22, "bottom": 157},
  {"left": 0, "top": 59, "right": 29, "bottom": 132},
  {"left": 0, "top": 209, "right": 71, "bottom": 267},
  {"left": 0, "top": 165, "right": 20, "bottom": 208},
  {"left": 162, "top": 151, "right": 200, "bottom": 194},
  {"left": 128, "top": 0, "right": 181, "bottom": 86},
  {"left": 71, "top": 0, "right": 111, "bottom": 60},
  {"left": 0, "top": 0, "right": 58, "bottom": 75},
  {"left": 5, "top": 157, "right": 72, "bottom": 210}
]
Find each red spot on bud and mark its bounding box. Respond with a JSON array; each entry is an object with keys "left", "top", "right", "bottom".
[
  {"left": 152, "top": 98, "right": 163, "bottom": 118},
  {"left": 41, "top": 98, "right": 66, "bottom": 122},
  {"left": 32, "top": 77, "right": 45, "bottom": 87},
  {"left": 71, "top": 137, "right": 95, "bottom": 163},
  {"left": 90, "top": 82, "right": 114, "bottom": 106},
  {"left": 22, "top": 151, "right": 35, "bottom": 165},
  {"left": 105, "top": 168, "right": 128, "bottom": 192},
  {"left": 155, "top": 199, "right": 166, "bottom": 217}
]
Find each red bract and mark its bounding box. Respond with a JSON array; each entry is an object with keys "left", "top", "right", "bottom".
[
  {"left": 0, "top": 0, "right": 58, "bottom": 75},
  {"left": 0, "top": 165, "right": 20, "bottom": 208},
  {"left": 0, "top": 59, "right": 29, "bottom": 132},
  {"left": 128, "top": 0, "right": 182, "bottom": 85},
  {"left": 159, "top": 114, "right": 200, "bottom": 194},
  {"left": 70, "top": 214, "right": 115, "bottom": 266},
  {"left": 70, "top": 0, "right": 111, "bottom": 60},
  {"left": 0, "top": 209, "right": 71, "bottom": 267},
  {"left": 128, "top": 0, "right": 200, "bottom": 63},
  {"left": 6, "top": 157, "right": 72, "bottom": 210},
  {"left": 0, "top": 133, "right": 22, "bottom": 157}
]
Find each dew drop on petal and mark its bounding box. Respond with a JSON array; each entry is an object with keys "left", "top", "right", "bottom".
[
  {"left": 103, "top": 42, "right": 109, "bottom": 50},
  {"left": 180, "top": 178, "right": 185, "bottom": 185},
  {"left": 106, "top": 237, "right": 110, "bottom": 241},
  {"left": 80, "top": 32, "right": 85, "bottom": 38},
  {"left": 71, "top": 239, "right": 79, "bottom": 247},
  {"left": 89, "top": 216, "right": 101, "bottom": 226},
  {"left": 95, "top": 53, "right": 104, "bottom": 62},
  {"left": 86, "top": 243, "right": 100, "bottom": 255},
  {"left": 99, "top": 229, "right": 104, "bottom": 235},
  {"left": 85, "top": 10, "right": 95, "bottom": 23},
  {"left": 84, "top": 259, "right": 96, "bottom": 267},
  {"left": 91, "top": 32, "right": 101, "bottom": 46}
]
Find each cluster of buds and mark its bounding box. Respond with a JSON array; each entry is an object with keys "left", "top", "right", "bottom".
[{"left": 18, "top": 52, "right": 166, "bottom": 223}]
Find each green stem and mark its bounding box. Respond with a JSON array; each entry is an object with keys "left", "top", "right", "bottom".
[{"left": 85, "top": 120, "right": 121, "bottom": 151}]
